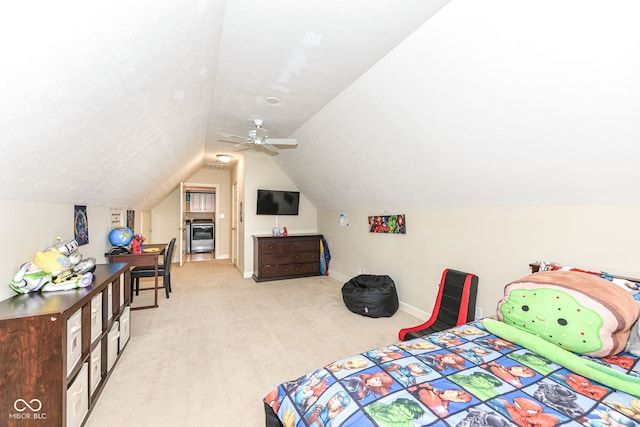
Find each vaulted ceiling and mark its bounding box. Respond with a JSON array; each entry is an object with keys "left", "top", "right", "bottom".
[{"left": 1, "top": 1, "right": 638, "bottom": 211}]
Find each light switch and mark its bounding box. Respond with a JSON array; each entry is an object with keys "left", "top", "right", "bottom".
[{"left": 219, "top": 213, "right": 224, "bottom": 219}]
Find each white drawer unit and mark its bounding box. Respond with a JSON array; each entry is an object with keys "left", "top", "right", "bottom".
[
  {"left": 66, "top": 362, "right": 88, "bottom": 427},
  {"left": 120, "top": 306, "right": 131, "bottom": 349},
  {"left": 90, "top": 293, "right": 103, "bottom": 343},
  {"left": 107, "top": 282, "right": 114, "bottom": 321},
  {"left": 90, "top": 342, "right": 102, "bottom": 394},
  {"left": 66, "top": 309, "right": 82, "bottom": 376},
  {"left": 107, "top": 321, "right": 120, "bottom": 371}
]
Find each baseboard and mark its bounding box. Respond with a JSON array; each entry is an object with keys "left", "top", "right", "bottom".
[
  {"left": 399, "top": 301, "right": 429, "bottom": 321},
  {"left": 329, "top": 270, "right": 429, "bottom": 321}
]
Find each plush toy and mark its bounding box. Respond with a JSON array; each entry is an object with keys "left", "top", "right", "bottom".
[
  {"left": 483, "top": 270, "right": 640, "bottom": 399},
  {"left": 496, "top": 271, "right": 639, "bottom": 357},
  {"left": 8, "top": 238, "right": 95, "bottom": 294},
  {"left": 34, "top": 247, "right": 71, "bottom": 275}
]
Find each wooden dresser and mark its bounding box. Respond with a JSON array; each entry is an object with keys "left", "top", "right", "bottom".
[
  {"left": 253, "top": 234, "right": 324, "bottom": 282},
  {"left": 0, "top": 263, "right": 131, "bottom": 427}
]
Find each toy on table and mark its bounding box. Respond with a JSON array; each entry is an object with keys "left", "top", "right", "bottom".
[
  {"left": 8, "top": 237, "right": 95, "bottom": 294},
  {"left": 131, "top": 234, "right": 146, "bottom": 254}
]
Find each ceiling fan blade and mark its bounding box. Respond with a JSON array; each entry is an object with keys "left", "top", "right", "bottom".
[
  {"left": 216, "top": 132, "right": 247, "bottom": 143},
  {"left": 268, "top": 138, "right": 298, "bottom": 147},
  {"left": 260, "top": 142, "right": 279, "bottom": 154}
]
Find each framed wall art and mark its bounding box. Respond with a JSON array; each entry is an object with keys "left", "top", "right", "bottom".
[
  {"left": 74, "top": 205, "right": 89, "bottom": 245},
  {"left": 368, "top": 214, "right": 406, "bottom": 234}
]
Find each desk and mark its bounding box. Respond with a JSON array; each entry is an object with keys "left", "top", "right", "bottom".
[{"left": 106, "top": 243, "right": 166, "bottom": 310}]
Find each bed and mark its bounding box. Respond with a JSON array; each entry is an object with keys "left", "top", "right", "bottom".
[{"left": 264, "top": 263, "right": 640, "bottom": 426}]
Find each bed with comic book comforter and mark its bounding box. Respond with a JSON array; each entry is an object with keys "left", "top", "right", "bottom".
[{"left": 264, "top": 266, "right": 640, "bottom": 427}]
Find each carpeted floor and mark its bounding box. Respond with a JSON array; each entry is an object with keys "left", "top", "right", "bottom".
[{"left": 86, "top": 260, "right": 420, "bottom": 426}]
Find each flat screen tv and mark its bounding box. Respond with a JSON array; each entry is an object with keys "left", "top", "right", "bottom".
[{"left": 257, "top": 189, "right": 300, "bottom": 215}]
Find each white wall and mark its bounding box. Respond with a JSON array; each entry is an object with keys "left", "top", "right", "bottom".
[
  {"left": 0, "top": 200, "right": 124, "bottom": 302},
  {"left": 319, "top": 204, "right": 640, "bottom": 320},
  {"left": 151, "top": 167, "right": 231, "bottom": 261},
  {"left": 242, "top": 152, "right": 318, "bottom": 277}
]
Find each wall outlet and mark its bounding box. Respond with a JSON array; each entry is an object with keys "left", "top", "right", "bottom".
[{"left": 475, "top": 306, "right": 483, "bottom": 320}]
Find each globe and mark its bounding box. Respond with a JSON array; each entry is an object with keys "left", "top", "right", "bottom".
[{"left": 109, "top": 227, "right": 134, "bottom": 247}]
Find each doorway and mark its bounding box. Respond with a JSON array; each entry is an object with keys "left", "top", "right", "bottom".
[{"left": 181, "top": 182, "right": 218, "bottom": 263}]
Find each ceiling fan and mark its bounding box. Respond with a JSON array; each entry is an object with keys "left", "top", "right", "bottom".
[{"left": 217, "top": 119, "right": 298, "bottom": 154}]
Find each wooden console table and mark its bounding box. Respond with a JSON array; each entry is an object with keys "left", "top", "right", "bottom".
[{"left": 253, "top": 234, "right": 324, "bottom": 282}]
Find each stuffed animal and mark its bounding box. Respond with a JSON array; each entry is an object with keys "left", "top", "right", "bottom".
[
  {"left": 483, "top": 270, "right": 640, "bottom": 398},
  {"left": 8, "top": 238, "right": 95, "bottom": 294},
  {"left": 496, "top": 271, "right": 639, "bottom": 357}
]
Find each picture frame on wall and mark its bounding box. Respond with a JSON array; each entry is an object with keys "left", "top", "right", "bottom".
[
  {"left": 74, "top": 205, "right": 89, "bottom": 245},
  {"left": 110, "top": 208, "right": 124, "bottom": 228},
  {"left": 126, "top": 210, "right": 135, "bottom": 231},
  {"left": 368, "top": 214, "right": 406, "bottom": 234}
]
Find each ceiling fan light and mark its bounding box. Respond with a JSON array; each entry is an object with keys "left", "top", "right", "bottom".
[{"left": 216, "top": 154, "right": 232, "bottom": 163}]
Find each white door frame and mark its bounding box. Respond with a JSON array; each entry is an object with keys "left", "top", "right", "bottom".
[{"left": 183, "top": 182, "right": 219, "bottom": 260}]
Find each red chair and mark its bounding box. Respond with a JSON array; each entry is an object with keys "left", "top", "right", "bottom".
[{"left": 398, "top": 268, "right": 478, "bottom": 341}]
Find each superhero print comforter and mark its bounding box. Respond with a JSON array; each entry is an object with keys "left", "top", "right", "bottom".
[{"left": 263, "top": 321, "right": 640, "bottom": 426}]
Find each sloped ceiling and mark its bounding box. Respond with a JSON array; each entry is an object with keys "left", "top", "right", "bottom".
[{"left": 1, "top": 1, "right": 639, "bottom": 211}]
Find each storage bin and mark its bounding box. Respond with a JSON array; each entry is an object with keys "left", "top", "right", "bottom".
[
  {"left": 66, "top": 362, "right": 88, "bottom": 427},
  {"left": 120, "top": 306, "right": 131, "bottom": 350},
  {"left": 90, "top": 293, "right": 102, "bottom": 343},
  {"left": 107, "top": 321, "right": 119, "bottom": 371},
  {"left": 107, "top": 282, "right": 113, "bottom": 321},
  {"left": 90, "top": 342, "right": 102, "bottom": 394},
  {"left": 66, "top": 309, "right": 82, "bottom": 376}
]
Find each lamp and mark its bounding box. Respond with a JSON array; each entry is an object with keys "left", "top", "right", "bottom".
[{"left": 216, "top": 154, "right": 232, "bottom": 163}]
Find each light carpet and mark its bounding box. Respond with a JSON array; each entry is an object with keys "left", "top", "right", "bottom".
[{"left": 86, "top": 260, "right": 420, "bottom": 426}]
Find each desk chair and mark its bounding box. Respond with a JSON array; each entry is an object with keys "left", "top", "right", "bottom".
[
  {"left": 131, "top": 237, "right": 176, "bottom": 300},
  {"left": 398, "top": 268, "right": 478, "bottom": 341}
]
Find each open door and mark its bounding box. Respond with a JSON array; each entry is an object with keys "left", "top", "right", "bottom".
[
  {"left": 179, "top": 182, "right": 185, "bottom": 266},
  {"left": 232, "top": 182, "right": 238, "bottom": 267}
]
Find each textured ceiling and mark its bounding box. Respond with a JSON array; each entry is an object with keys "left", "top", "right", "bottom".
[{"left": 1, "top": 1, "right": 639, "bottom": 211}]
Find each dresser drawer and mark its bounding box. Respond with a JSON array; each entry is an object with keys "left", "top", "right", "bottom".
[
  {"left": 262, "top": 253, "right": 291, "bottom": 264},
  {"left": 260, "top": 240, "right": 300, "bottom": 254},
  {"left": 260, "top": 264, "right": 294, "bottom": 278},
  {"left": 291, "top": 262, "right": 320, "bottom": 275},
  {"left": 291, "top": 251, "right": 319, "bottom": 263}
]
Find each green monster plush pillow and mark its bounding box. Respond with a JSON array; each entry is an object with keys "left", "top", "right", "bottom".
[{"left": 496, "top": 271, "right": 639, "bottom": 357}]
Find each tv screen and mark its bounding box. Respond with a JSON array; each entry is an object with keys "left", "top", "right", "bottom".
[{"left": 257, "top": 189, "right": 300, "bottom": 215}]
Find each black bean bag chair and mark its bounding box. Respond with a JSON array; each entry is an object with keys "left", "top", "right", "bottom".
[{"left": 342, "top": 274, "right": 399, "bottom": 318}]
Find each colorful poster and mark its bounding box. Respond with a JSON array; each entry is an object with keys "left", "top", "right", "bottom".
[
  {"left": 74, "top": 205, "right": 89, "bottom": 245},
  {"left": 368, "top": 214, "right": 406, "bottom": 234}
]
